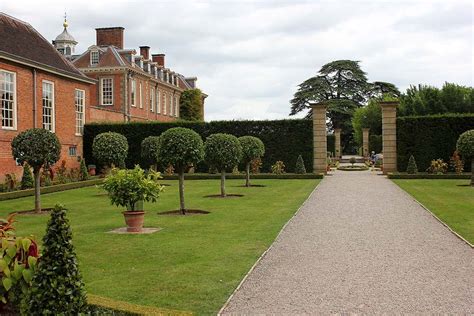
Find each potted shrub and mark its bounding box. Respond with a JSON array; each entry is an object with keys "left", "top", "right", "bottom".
[
  {"left": 87, "top": 165, "right": 96, "bottom": 176},
  {"left": 102, "top": 165, "right": 163, "bottom": 232}
]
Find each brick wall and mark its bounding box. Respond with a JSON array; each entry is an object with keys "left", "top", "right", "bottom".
[{"left": 0, "top": 60, "right": 91, "bottom": 181}]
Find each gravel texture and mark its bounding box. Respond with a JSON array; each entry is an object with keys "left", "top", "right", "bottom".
[{"left": 222, "top": 170, "right": 474, "bottom": 314}]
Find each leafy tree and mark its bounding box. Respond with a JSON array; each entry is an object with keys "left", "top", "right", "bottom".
[
  {"left": 11, "top": 129, "right": 61, "bottom": 213},
  {"left": 369, "top": 81, "right": 401, "bottom": 98},
  {"left": 456, "top": 130, "right": 474, "bottom": 186},
  {"left": 20, "top": 163, "right": 34, "bottom": 190},
  {"left": 159, "top": 128, "right": 204, "bottom": 213},
  {"left": 22, "top": 204, "right": 88, "bottom": 314},
  {"left": 295, "top": 155, "right": 306, "bottom": 174},
  {"left": 141, "top": 136, "right": 161, "bottom": 170},
  {"left": 180, "top": 89, "right": 203, "bottom": 121},
  {"left": 205, "top": 133, "right": 242, "bottom": 197},
  {"left": 352, "top": 99, "right": 382, "bottom": 146},
  {"left": 290, "top": 60, "right": 397, "bottom": 153},
  {"left": 79, "top": 158, "right": 89, "bottom": 181},
  {"left": 406, "top": 155, "right": 418, "bottom": 174},
  {"left": 238, "top": 136, "right": 265, "bottom": 187},
  {"left": 92, "top": 132, "right": 128, "bottom": 168}
]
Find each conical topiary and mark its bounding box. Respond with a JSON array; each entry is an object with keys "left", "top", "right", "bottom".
[
  {"left": 295, "top": 155, "right": 306, "bottom": 174},
  {"left": 80, "top": 158, "right": 89, "bottom": 181},
  {"left": 406, "top": 155, "right": 418, "bottom": 174},
  {"left": 22, "top": 204, "right": 88, "bottom": 314},
  {"left": 20, "top": 163, "right": 34, "bottom": 190}
]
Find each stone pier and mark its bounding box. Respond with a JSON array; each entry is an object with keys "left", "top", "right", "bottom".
[
  {"left": 380, "top": 101, "right": 398, "bottom": 174},
  {"left": 311, "top": 103, "right": 327, "bottom": 174},
  {"left": 334, "top": 128, "right": 341, "bottom": 159},
  {"left": 362, "top": 128, "right": 370, "bottom": 158}
]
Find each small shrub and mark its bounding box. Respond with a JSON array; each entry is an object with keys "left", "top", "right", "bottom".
[
  {"left": 232, "top": 166, "right": 241, "bottom": 175},
  {"left": 406, "top": 155, "right": 418, "bottom": 174},
  {"left": 80, "top": 159, "right": 89, "bottom": 181},
  {"left": 20, "top": 164, "right": 34, "bottom": 190},
  {"left": 165, "top": 165, "right": 175, "bottom": 176},
  {"left": 92, "top": 132, "right": 128, "bottom": 168},
  {"left": 456, "top": 129, "right": 474, "bottom": 185},
  {"left": 250, "top": 157, "right": 262, "bottom": 174},
  {"left": 22, "top": 204, "right": 87, "bottom": 314},
  {"left": 426, "top": 159, "right": 448, "bottom": 174},
  {"left": 238, "top": 136, "right": 265, "bottom": 187},
  {"left": 449, "top": 151, "right": 464, "bottom": 175},
  {"left": 68, "top": 168, "right": 81, "bottom": 182},
  {"left": 55, "top": 160, "right": 69, "bottom": 184},
  {"left": 295, "top": 155, "right": 306, "bottom": 174},
  {"left": 271, "top": 161, "right": 285, "bottom": 174},
  {"left": 349, "top": 157, "right": 356, "bottom": 166},
  {"left": 3, "top": 174, "right": 17, "bottom": 192}
]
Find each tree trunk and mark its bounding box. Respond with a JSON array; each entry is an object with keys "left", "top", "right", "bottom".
[
  {"left": 179, "top": 170, "right": 186, "bottom": 214},
  {"left": 471, "top": 160, "right": 474, "bottom": 187},
  {"left": 220, "top": 170, "right": 226, "bottom": 197},
  {"left": 245, "top": 163, "right": 250, "bottom": 187},
  {"left": 34, "top": 169, "right": 41, "bottom": 213}
]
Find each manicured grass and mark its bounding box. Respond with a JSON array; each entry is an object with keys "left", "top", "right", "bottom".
[
  {"left": 393, "top": 179, "right": 474, "bottom": 244},
  {"left": 0, "top": 179, "right": 318, "bottom": 315}
]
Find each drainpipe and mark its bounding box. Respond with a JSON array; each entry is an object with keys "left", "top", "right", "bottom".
[
  {"left": 32, "top": 68, "right": 37, "bottom": 128},
  {"left": 125, "top": 70, "right": 132, "bottom": 122}
]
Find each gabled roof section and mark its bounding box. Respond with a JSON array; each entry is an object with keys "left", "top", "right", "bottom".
[{"left": 0, "top": 12, "right": 92, "bottom": 83}]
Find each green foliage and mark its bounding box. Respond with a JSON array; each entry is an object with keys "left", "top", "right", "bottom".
[
  {"left": 179, "top": 89, "right": 203, "bottom": 121},
  {"left": 294, "top": 155, "right": 306, "bottom": 174},
  {"left": 397, "top": 114, "right": 474, "bottom": 172},
  {"left": 140, "top": 136, "right": 161, "bottom": 169},
  {"left": 271, "top": 161, "right": 285, "bottom": 174},
  {"left": 204, "top": 134, "right": 242, "bottom": 171},
  {"left": 22, "top": 204, "right": 88, "bottom": 314},
  {"left": 158, "top": 128, "right": 204, "bottom": 172},
  {"left": 349, "top": 157, "right": 357, "bottom": 166},
  {"left": 92, "top": 132, "right": 129, "bottom": 168},
  {"left": 426, "top": 159, "right": 448, "bottom": 174},
  {"left": 238, "top": 136, "right": 265, "bottom": 163},
  {"left": 80, "top": 159, "right": 89, "bottom": 181},
  {"left": 327, "top": 134, "right": 335, "bottom": 157},
  {"left": 20, "top": 164, "right": 33, "bottom": 190},
  {"left": 84, "top": 120, "right": 339, "bottom": 173},
  {"left": 369, "top": 135, "right": 382, "bottom": 154},
  {"left": 399, "top": 83, "right": 473, "bottom": 116},
  {"left": 11, "top": 128, "right": 61, "bottom": 172},
  {"left": 352, "top": 99, "right": 382, "bottom": 145},
  {"left": 406, "top": 155, "right": 418, "bottom": 174},
  {"left": 456, "top": 129, "right": 474, "bottom": 160},
  {"left": 102, "top": 166, "right": 163, "bottom": 211},
  {"left": 449, "top": 151, "right": 464, "bottom": 174}
]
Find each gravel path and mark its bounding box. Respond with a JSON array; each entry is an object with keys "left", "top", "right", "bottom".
[{"left": 221, "top": 170, "right": 473, "bottom": 314}]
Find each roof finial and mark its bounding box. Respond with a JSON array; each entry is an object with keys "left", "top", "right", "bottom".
[{"left": 63, "top": 12, "right": 68, "bottom": 28}]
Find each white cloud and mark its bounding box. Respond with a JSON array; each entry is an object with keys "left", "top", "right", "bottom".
[{"left": 2, "top": 0, "right": 472, "bottom": 121}]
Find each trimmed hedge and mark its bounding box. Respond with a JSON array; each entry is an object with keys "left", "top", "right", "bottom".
[
  {"left": 397, "top": 113, "right": 474, "bottom": 171},
  {"left": 0, "top": 178, "right": 103, "bottom": 201},
  {"left": 387, "top": 173, "right": 471, "bottom": 179},
  {"left": 161, "top": 173, "right": 323, "bottom": 180},
  {"left": 84, "top": 120, "right": 335, "bottom": 173},
  {"left": 369, "top": 135, "right": 382, "bottom": 153}
]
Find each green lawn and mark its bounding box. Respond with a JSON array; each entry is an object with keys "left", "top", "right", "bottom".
[
  {"left": 393, "top": 179, "right": 474, "bottom": 244},
  {"left": 0, "top": 179, "right": 318, "bottom": 315}
]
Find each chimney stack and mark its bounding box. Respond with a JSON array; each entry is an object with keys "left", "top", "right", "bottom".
[
  {"left": 152, "top": 53, "right": 165, "bottom": 67},
  {"left": 96, "top": 27, "right": 124, "bottom": 49},
  {"left": 140, "top": 46, "right": 150, "bottom": 60}
]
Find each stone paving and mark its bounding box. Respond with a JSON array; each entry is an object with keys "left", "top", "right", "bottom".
[{"left": 222, "top": 170, "right": 473, "bottom": 314}]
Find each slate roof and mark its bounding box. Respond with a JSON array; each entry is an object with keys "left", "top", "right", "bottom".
[{"left": 0, "top": 12, "right": 92, "bottom": 83}]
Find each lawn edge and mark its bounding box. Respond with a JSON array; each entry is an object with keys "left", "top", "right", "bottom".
[
  {"left": 217, "top": 180, "right": 322, "bottom": 315},
  {"left": 391, "top": 179, "right": 474, "bottom": 249}
]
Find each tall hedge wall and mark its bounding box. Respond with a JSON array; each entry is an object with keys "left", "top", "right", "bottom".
[
  {"left": 397, "top": 113, "right": 474, "bottom": 171},
  {"left": 84, "top": 119, "right": 334, "bottom": 173},
  {"left": 369, "top": 135, "right": 382, "bottom": 154}
]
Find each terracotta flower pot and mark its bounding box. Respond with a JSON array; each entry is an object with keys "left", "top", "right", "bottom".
[
  {"left": 88, "top": 165, "right": 96, "bottom": 176},
  {"left": 122, "top": 211, "right": 145, "bottom": 232}
]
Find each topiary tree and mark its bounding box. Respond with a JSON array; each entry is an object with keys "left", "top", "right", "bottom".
[
  {"left": 406, "top": 155, "right": 418, "bottom": 174},
  {"left": 238, "top": 136, "right": 265, "bottom": 187},
  {"left": 80, "top": 158, "right": 89, "bottom": 181},
  {"left": 205, "top": 133, "right": 242, "bottom": 197},
  {"left": 20, "top": 163, "right": 34, "bottom": 190},
  {"left": 141, "top": 136, "right": 161, "bottom": 170},
  {"left": 22, "top": 204, "right": 87, "bottom": 314},
  {"left": 159, "top": 128, "right": 204, "bottom": 213},
  {"left": 92, "top": 132, "right": 128, "bottom": 169},
  {"left": 295, "top": 155, "right": 306, "bottom": 174},
  {"left": 456, "top": 129, "right": 474, "bottom": 186},
  {"left": 11, "top": 129, "right": 61, "bottom": 213}
]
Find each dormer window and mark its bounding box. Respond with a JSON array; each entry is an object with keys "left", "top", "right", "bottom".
[
  {"left": 140, "top": 60, "right": 143, "bottom": 69},
  {"left": 147, "top": 64, "right": 151, "bottom": 73},
  {"left": 90, "top": 50, "right": 99, "bottom": 66}
]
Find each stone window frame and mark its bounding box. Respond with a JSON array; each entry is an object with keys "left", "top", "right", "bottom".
[
  {"left": 90, "top": 50, "right": 99, "bottom": 66},
  {"left": 174, "top": 96, "right": 179, "bottom": 117},
  {"left": 150, "top": 86, "right": 155, "bottom": 112},
  {"left": 42, "top": 80, "right": 55, "bottom": 132},
  {"left": 75, "top": 89, "right": 85, "bottom": 136},
  {"left": 100, "top": 77, "right": 114, "bottom": 106},
  {"left": 139, "top": 82, "right": 143, "bottom": 109},
  {"left": 0, "top": 69, "right": 17, "bottom": 130},
  {"left": 163, "top": 93, "right": 167, "bottom": 115},
  {"left": 156, "top": 89, "right": 161, "bottom": 114},
  {"left": 131, "top": 79, "right": 136, "bottom": 107}
]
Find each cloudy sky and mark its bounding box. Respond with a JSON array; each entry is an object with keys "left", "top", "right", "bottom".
[{"left": 2, "top": 0, "right": 472, "bottom": 120}]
